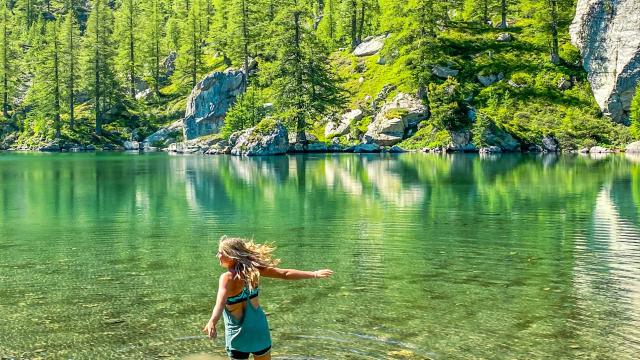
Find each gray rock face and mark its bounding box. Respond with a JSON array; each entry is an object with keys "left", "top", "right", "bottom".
[
  {"left": 448, "top": 130, "right": 477, "bottom": 152},
  {"left": 353, "top": 34, "right": 387, "bottom": 56},
  {"left": 474, "top": 118, "right": 521, "bottom": 152},
  {"left": 231, "top": 120, "right": 289, "bottom": 156},
  {"left": 477, "top": 72, "right": 504, "bottom": 86},
  {"left": 480, "top": 146, "right": 503, "bottom": 153},
  {"left": 183, "top": 70, "right": 246, "bottom": 140},
  {"left": 542, "top": 135, "right": 560, "bottom": 152},
  {"left": 626, "top": 141, "right": 640, "bottom": 152},
  {"left": 143, "top": 120, "right": 184, "bottom": 148},
  {"left": 364, "top": 93, "right": 428, "bottom": 146},
  {"left": 432, "top": 66, "right": 459, "bottom": 79},
  {"left": 325, "top": 109, "right": 363, "bottom": 138},
  {"left": 570, "top": 0, "right": 640, "bottom": 121}
]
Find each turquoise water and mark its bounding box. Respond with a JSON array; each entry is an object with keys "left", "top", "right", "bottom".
[{"left": 1, "top": 152, "right": 639, "bottom": 359}]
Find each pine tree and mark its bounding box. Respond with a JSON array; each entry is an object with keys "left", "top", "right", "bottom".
[
  {"left": 630, "top": 83, "right": 640, "bottom": 140},
  {"left": 0, "top": 0, "right": 18, "bottom": 120},
  {"left": 61, "top": 0, "right": 81, "bottom": 130},
  {"left": 114, "top": 0, "right": 140, "bottom": 98},
  {"left": 82, "top": 0, "right": 119, "bottom": 136},
  {"left": 26, "top": 19, "right": 63, "bottom": 138},
  {"left": 140, "top": 0, "right": 166, "bottom": 97},
  {"left": 174, "top": 0, "right": 206, "bottom": 89},
  {"left": 268, "top": 1, "right": 344, "bottom": 143}
]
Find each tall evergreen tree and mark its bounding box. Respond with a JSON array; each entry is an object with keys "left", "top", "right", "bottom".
[
  {"left": 0, "top": 0, "right": 18, "bottom": 120},
  {"left": 140, "top": 0, "right": 166, "bottom": 97},
  {"left": 26, "top": 19, "right": 63, "bottom": 138},
  {"left": 82, "top": 0, "right": 118, "bottom": 135},
  {"left": 174, "top": 0, "right": 206, "bottom": 89},
  {"left": 61, "top": 0, "right": 81, "bottom": 129},
  {"left": 114, "top": 0, "right": 140, "bottom": 98},
  {"left": 269, "top": 1, "right": 344, "bottom": 142}
]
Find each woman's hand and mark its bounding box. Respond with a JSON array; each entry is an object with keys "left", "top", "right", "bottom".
[
  {"left": 202, "top": 319, "right": 217, "bottom": 339},
  {"left": 313, "top": 269, "right": 334, "bottom": 279}
]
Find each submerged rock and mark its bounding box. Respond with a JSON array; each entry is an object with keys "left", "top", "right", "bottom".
[
  {"left": 183, "top": 70, "right": 246, "bottom": 140},
  {"left": 353, "top": 143, "right": 381, "bottom": 153},
  {"left": 570, "top": 0, "right": 640, "bottom": 121}
]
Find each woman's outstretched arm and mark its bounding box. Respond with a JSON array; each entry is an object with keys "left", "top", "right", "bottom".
[
  {"left": 202, "top": 272, "right": 231, "bottom": 339},
  {"left": 260, "top": 267, "right": 333, "bottom": 280}
]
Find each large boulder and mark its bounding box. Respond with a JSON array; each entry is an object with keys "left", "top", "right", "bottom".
[
  {"left": 325, "top": 109, "right": 363, "bottom": 138},
  {"left": 231, "top": 118, "right": 289, "bottom": 156},
  {"left": 143, "top": 119, "right": 184, "bottom": 148},
  {"left": 542, "top": 135, "right": 560, "bottom": 152},
  {"left": 364, "top": 93, "right": 428, "bottom": 146},
  {"left": 183, "top": 70, "right": 246, "bottom": 140},
  {"left": 353, "top": 34, "right": 387, "bottom": 56},
  {"left": 448, "top": 130, "right": 477, "bottom": 152},
  {"left": 570, "top": 0, "right": 640, "bottom": 122},
  {"left": 473, "top": 117, "right": 521, "bottom": 152},
  {"left": 477, "top": 72, "right": 504, "bottom": 86},
  {"left": 626, "top": 141, "right": 640, "bottom": 152}
]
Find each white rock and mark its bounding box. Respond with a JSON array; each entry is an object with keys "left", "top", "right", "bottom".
[
  {"left": 625, "top": 141, "right": 640, "bottom": 152},
  {"left": 570, "top": 0, "right": 640, "bottom": 121},
  {"left": 353, "top": 35, "right": 387, "bottom": 56}
]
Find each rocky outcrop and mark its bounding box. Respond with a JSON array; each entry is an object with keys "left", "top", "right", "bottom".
[
  {"left": 230, "top": 119, "right": 289, "bottom": 156},
  {"left": 473, "top": 118, "right": 521, "bottom": 152},
  {"left": 143, "top": 119, "right": 184, "bottom": 148},
  {"left": 325, "top": 109, "right": 363, "bottom": 138},
  {"left": 570, "top": 0, "right": 640, "bottom": 122},
  {"left": 364, "top": 93, "right": 428, "bottom": 146},
  {"left": 626, "top": 141, "right": 640, "bottom": 152},
  {"left": 542, "top": 135, "right": 560, "bottom": 152},
  {"left": 183, "top": 70, "right": 246, "bottom": 140},
  {"left": 353, "top": 34, "right": 388, "bottom": 56},
  {"left": 448, "top": 130, "right": 476, "bottom": 152}
]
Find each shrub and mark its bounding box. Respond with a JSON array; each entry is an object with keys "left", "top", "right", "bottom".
[
  {"left": 510, "top": 72, "right": 533, "bottom": 86},
  {"left": 221, "top": 89, "right": 267, "bottom": 138},
  {"left": 428, "top": 78, "right": 469, "bottom": 131},
  {"left": 631, "top": 83, "right": 640, "bottom": 140}
]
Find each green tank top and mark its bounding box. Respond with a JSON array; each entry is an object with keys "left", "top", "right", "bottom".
[{"left": 223, "top": 287, "right": 272, "bottom": 353}]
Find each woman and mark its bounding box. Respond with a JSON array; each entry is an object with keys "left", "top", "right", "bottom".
[{"left": 203, "top": 236, "right": 333, "bottom": 360}]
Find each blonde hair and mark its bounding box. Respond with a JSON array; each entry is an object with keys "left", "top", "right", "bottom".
[{"left": 219, "top": 236, "right": 280, "bottom": 290}]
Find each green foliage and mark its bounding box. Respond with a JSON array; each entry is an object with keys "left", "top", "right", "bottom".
[
  {"left": 221, "top": 88, "right": 267, "bottom": 137},
  {"left": 428, "top": 78, "right": 469, "bottom": 132},
  {"left": 631, "top": 83, "right": 640, "bottom": 140},
  {"left": 398, "top": 123, "right": 450, "bottom": 149}
]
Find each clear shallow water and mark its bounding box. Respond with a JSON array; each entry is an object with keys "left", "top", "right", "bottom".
[{"left": 0, "top": 152, "right": 639, "bottom": 359}]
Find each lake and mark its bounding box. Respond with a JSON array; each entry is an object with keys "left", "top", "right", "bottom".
[{"left": 1, "top": 152, "right": 639, "bottom": 359}]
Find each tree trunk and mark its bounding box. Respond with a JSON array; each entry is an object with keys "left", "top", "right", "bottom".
[
  {"left": 241, "top": 0, "right": 249, "bottom": 86},
  {"left": 293, "top": 11, "right": 306, "bottom": 144},
  {"left": 54, "top": 22, "right": 61, "bottom": 139},
  {"left": 95, "top": 0, "right": 101, "bottom": 136},
  {"left": 350, "top": 0, "right": 357, "bottom": 48},
  {"left": 357, "top": 1, "right": 365, "bottom": 44},
  {"left": 500, "top": 0, "right": 507, "bottom": 28},
  {"left": 69, "top": 1, "right": 75, "bottom": 130},
  {"left": 549, "top": 0, "right": 560, "bottom": 64},
  {"left": 2, "top": 4, "right": 8, "bottom": 119},
  {"left": 128, "top": 0, "right": 135, "bottom": 98}
]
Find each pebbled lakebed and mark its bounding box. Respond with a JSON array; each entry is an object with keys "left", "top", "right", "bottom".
[{"left": 1, "top": 152, "right": 639, "bottom": 359}]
